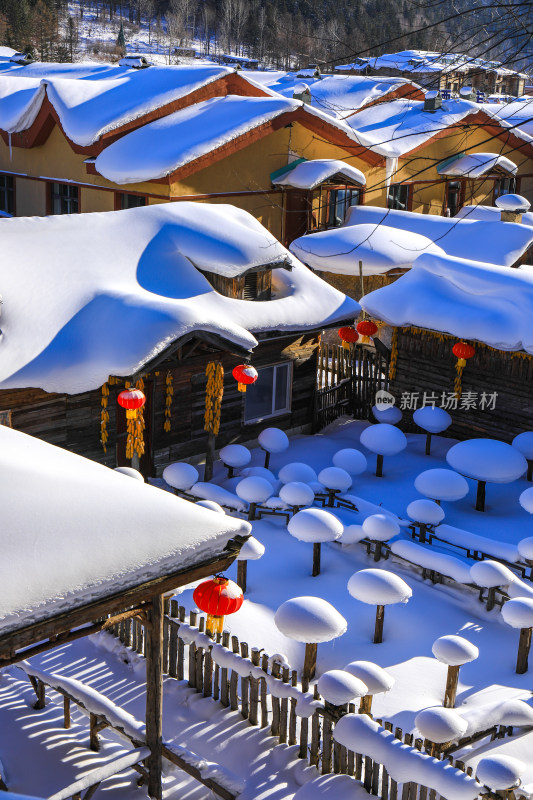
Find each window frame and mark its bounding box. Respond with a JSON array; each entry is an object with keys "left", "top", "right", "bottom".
[
  {"left": 49, "top": 182, "right": 79, "bottom": 215},
  {"left": 243, "top": 361, "right": 293, "bottom": 425},
  {"left": 445, "top": 179, "right": 465, "bottom": 217},
  {"left": 0, "top": 174, "right": 14, "bottom": 215},
  {"left": 493, "top": 175, "right": 517, "bottom": 203},
  {"left": 116, "top": 192, "right": 147, "bottom": 210},
  {"left": 387, "top": 183, "right": 411, "bottom": 211},
  {"left": 311, "top": 182, "right": 363, "bottom": 232}
]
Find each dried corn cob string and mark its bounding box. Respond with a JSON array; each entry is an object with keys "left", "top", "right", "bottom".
[
  {"left": 100, "top": 381, "right": 109, "bottom": 453},
  {"left": 204, "top": 361, "right": 224, "bottom": 436},
  {"left": 164, "top": 371, "right": 173, "bottom": 433}
]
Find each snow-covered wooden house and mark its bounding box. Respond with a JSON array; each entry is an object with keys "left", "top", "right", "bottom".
[{"left": 0, "top": 203, "right": 358, "bottom": 474}]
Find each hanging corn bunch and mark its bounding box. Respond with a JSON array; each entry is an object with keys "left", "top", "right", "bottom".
[
  {"left": 100, "top": 381, "right": 110, "bottom": 453},
  {"left": 389, "top": 327, "right": 398, "bottom": 380},
  {"left": 452, "top": 342, "right": 475, "bottom": 400},
  {"left": 118, "top": 381, "right": 146, "bottom": 461},
  {"left": 164, "top": 371, "right": 173, "bottom": 433},
  {"left": 204, "top": 361, "right": 224, "bottom": 436}
]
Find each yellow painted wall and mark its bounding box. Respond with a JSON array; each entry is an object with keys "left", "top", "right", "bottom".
[{"left": 15, "top": 177, "right": 46, "bottom": 216}]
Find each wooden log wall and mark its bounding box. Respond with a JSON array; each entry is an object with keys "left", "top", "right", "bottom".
[
  {"left": 390, "top": 327, "right": 533, "bottom": 442},
  {"left": 109, "top": 603, "right": 501, "bottom": 800}
]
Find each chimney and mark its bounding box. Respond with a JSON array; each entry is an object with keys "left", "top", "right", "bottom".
[
  {"left": 459, "top": 85, "right": 476, "bottom": 101},
  {"left": 293, "top": 82, "right": 312, "bottom": 104},
  {"left": 423, "top": 90, "right": 442, "bottom": 112},
  {"left": 495, "top": 193, "right": 531, "bottom": 223}
]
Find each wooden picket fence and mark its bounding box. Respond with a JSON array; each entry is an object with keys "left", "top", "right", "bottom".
[{"left": 109, "top": 601, "right": 513, "bottom": 800}]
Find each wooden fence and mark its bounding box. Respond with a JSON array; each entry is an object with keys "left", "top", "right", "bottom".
[{"left": 109, "top": 602, "right": 513, "bottom": 800}]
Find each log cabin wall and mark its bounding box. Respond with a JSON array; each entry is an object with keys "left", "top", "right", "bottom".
[{"left": 390, "top": 327, "right": 533, "bottom": 442}]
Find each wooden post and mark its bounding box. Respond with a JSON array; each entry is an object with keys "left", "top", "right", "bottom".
[
  {"left": 204, "top": 431, "right": 216, "bottom": 482},
  {"left": 260, "top": 653, "right": 269, "bottom": 728},
  {"left": 220, "top": 631, "right": 230, "bottom": 707},
  {"left": 264, "top": 450, "right": 270, "bottom": 470},
  {"left": 373, "top": 540, "right": 383, "bottom": 562},
  {"left": 359, "top": 260, "right": 364, "bottom": 300},
  {"left": 443, "top": 664, "right": 460, "bottom": 708},
  {"left": 89, "top": 713, "right": 101, "bottom": 751},
  {"left": 146, "top": 593, "right": 164, "bottom": 800},
  {"left": 64, "top": 696, "right": 71, "bottom": 729},
  {"left": 374, "top": 605, "right": 385, "bottom": 644},
  {"left": 237, "top": 560, "right": 247, "bottom": 593},
  {"left": 240, "top": 642, "right": 250, "bottom": 719},
  {"left": 34, "top": 680, "right": 46, "bottom": 710},
  {"left": 312, "top": 542, "right": 321, "bottom": 577},
  {"left": 419, "top": 523, "right": 427, "bottom": 545},
  {"left": 359, "top": 694, "right": 373, "bottom": 716},
  {"left": 425, "top": 432, "right": 432, "bottom": 456},
  {"left": 528, "top": 460, "right": 533, "bottom": 482},
  {"left": 271, "top": 660, "right": 281, "bottom": 736},
  {"left": 376, "top": 454, "right": 384, "bottom": 478},
  {"left": 516, "top": 626, "right": 532, "bottom": 674},
  {"left": 303, "top": 642, "right": 318, "bottom": 681},
  {"left": 248, "top": 502, "right": 257, "bottom": 522},
  {"left": 249, "top": 648, "right": 260, "bottom": 726},
  {"left": 476, "top": 480, "right": 486, "bottom": 512}
]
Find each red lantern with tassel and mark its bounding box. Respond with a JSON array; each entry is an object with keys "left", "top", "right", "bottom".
[
  {"left": 452, "top": 341, "right": 475, "bottom": 399},
  {"left": 357, "top": 319, "right": 379, "bottom": 343},
  {"left": 193, "top": 575, "right": 244, "bottom": 635},
  {"left": 117, "top": 387, "right": 146, "bottom": 419},
  {"left": 338, "top": 326, "right": 359, "bottom": 350},
  {"left": 232, "top": 364, "right": 258, "bottom": 393}
]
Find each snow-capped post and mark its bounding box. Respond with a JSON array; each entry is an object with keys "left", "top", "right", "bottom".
[
  {"left": 258, "top": 427, "right": 289, "bottom": 470},
  {"left": 204, "top": 361, "right": 224, "bottom": 482},
  {"left": 279, "top": 481, "right": 315, "bottom": 514},
  {"left": 344, "top": 660, "right": 394, "bottom": 716},
  {"left": 162, "top": 461, "right": 199, "bottom": 495},
  {"left": 347, "top": 569, "right": 412, "bottom": 644},
  {"left": 279, "top": 462, "right": 318, "bottom": 485},
  {"left": 362, "top": 513, "right": 400, "bottom": 562},
  {"left": 193, "top": 576, "right": 244, "bottom": 637},
  {"left": 413, "top": 406, "right": 452, "bottom": 456},
  {"left": 476, "top": 755, "right": 525, "bottom": 799},
  {"left": 415, "top": 707, "right": 468, "bottom": 757},
  {"left": 274, "top": 596, "right": 347, "bottom": 681},
  {"left": 332, "top": 448, "right": 367, "bottom": 476},
  {"left": 414, "top": 468, "right": 469, "bottom": 506},
  {"left": 317, "top": 669, "right": 368, "bottom": 720},
  {"left": 236, "top": 476, "right": 273, "bottom": 521},
  {"left": 359, "top": 423, "right": 407, "bottom": 478},
  {"left": 446, "top": 439, "right": 527, "bottom": 513},
  {"left": 219, "top": 443, "right": 251, "bottom": 479},
  {"left": 146, "top": 592, "right": 164, "bottom": 800},
  {"left": 287, "top": 508, "right": 343, "bottom": 576},
  {"left": 317, "top": 466, "right": 352, "bottom": 507},
  {"left": 470, "top": 560, "right": 516, "bottom": 611},
  {"left": 512, "top": 432, "right": 533, "bottom": 481},
  {"left": 372, "top": 404, "right": 402, "bottom": 425},
  {"left": 501, "top": 597, "right": 533, "bottom": 674},
  {"left": 431, "top": 635, "right": 479, "bottom": 708},
  {"left": 236, "top": 536, "right": 265, "bottom": 593},
  {"left": 406, "top": 499, "right": 444, "bottom": 544}
]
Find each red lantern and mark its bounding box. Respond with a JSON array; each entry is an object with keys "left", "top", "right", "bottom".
[
  {"left": 452, "top": 341, "right": 475, "bottom": 367},
  {"left": 117, "top": 387, "right": 146, "bottom": 419},
  {"left": 357, "top": 319, "right": 379, "bottom": 343},
  {"left": 232, "top": 364, "right": 258, "bottom": 393},
  {"left": 338, "top": 326, "right": 359, "bottom": 350},
  {"left": 193, "top": 575, "right": 244, "bottom": 635}
]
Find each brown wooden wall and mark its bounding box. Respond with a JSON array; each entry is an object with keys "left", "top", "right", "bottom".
[
  {"left": 390, "top": 327, "right": 533, "bottom": 442},
  {"left": 0, "top": 332, "right": 319, "bottom": 476}
]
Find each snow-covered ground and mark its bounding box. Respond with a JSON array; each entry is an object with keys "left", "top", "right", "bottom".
[{"left": 3, "top": 419, "right": 533, "bottom": 797}]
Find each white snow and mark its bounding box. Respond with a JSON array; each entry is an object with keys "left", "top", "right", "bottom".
[
  {"left": 258, "top": 428, "right": 289, "bottom": 454},
  {"left": 0, "top": 203, "right": 358, "bottom": 394},
  {"left": 415, "top": 707, "right": 468, "bottom": 743},
  {"left": 447, "top": 440, "right": 527, "bottom": 484},
  {"left": 113, "top": 466, "right": 144, "bottom": 481},
  {"left": 240, "top": 467, "right": 280, "bottom": 491},
  {"left": 501, "top": 597, "right": 533, "bottom": 629},
  {"left": 279, "top": 482, "right": 315, "bottom": 507},
  {"left": 347, "top": 569, "right": 412, "bottom": 605},
  {"left": 470, "top": 560, "right": 516, "bottom": 588},
  {"left": 339, "top": 525, "right": 367, "bottom": 545},
  {"left": 219, "top": 445, "right": 252, "bottom": 468},
  {"left": 236, "top": 477, "right": 273, "bottom": 504},
  {"left": 414, "top": 469, "right": 469, "bottom": 502},
  {"left": 495, "top": 194, "right": 531, "bottom": 212},
  {"left": 332, "top": 448, "right": 367, "bottom": 474},
  {"left": 279, "top": 463, "right": 318, "bottom": 485},
  {"left": 333, "top": 714, "right": 480, "bottom": 799},
  {"left": 477, "top": 755, "right": 525, "bottom": 791},
  {"left": 317, "top": 467, "right": 352, "bottom": 492},
  {"left": 189, "top": 482, "right": 247, "bottom": 512},
  {"left": 360, "top": 424, "right": 407, "bottom": 456},
  {"left": 272, "top": 159, "right": 366, "bottom": 190},
  {"left": 513, "top": 432, "right": 533, "bottom": 460},
  {"left": 0, "top": 426, "right": 249, "bottom": 636},
  {"left": 274, "top": 596, "right": 347, "bottom": 643},
  {"left": 407, "top": 499, "right": 445, "bottom": 525},
  {"left": 432, "top": 635, "right": 479, "bottom": 666},
  {"left": 438, "top": 152, "right": 517, "bottom": 178},
  {"left": 362, "top": 514, "right": 400, "bottom": 541},
  {"left": 238, "top": 537, "right": 265, "bottom": 561},
  {"left": 390, "top": 540, "right": 474, "bottom": 584},
  {"left": 413, "top": 407, "right": 452, "bottom": 434},
  {"left": 455, "top": 204, "right": 533, "bottom": 226},
  {"left": 436, "top": 524, "right": 520, "bottom": 563},
  {"left": 518, "top": 538, "right": 533, "bottom": 560},
  {"left": 459, "top": 698, "right": 533, "bottom": 737},
  {"left": 287, "top": 508, "right": 343, "bottom": 544},
  {"left": 343, "top": 661, "right": 395, "bottom": 695},
  {"left": 47, "top": 747, "right": 152, "bottom": 800},
  {"left": 520, "top": 487, "right": 533, "bottom": 513},
  {"left": 372, "top": 405, "right": 403, "bottom": 424},
  {"left": 162, "top": 462, "right": 199, "bottom": 491},
  {"left": 292, "top": 774, "right": 372, "bottom": 799},
  {"left": 195, "top": 499, "right": 225, "bottom": 514},
  {"left": 317, "top": 670, "right": 368, "bottom": 705}
]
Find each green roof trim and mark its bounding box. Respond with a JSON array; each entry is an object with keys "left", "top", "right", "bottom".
[
  {"left": 436, "top": 152, "right": 467, "bottom": 174},
  {"left": 270, "top": 157, "right": 307, "bottom": 183}
]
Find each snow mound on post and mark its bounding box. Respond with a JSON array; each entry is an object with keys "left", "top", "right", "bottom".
[
  {"left": 446, "top": 439, "right": 527, "bottom": 483},
  {"left": 520, "top": 487, "right": 533, "bottom": 514},
  {"left": 348, "top": 569, "right": 412, "bottom": 605},
  {"left": 415, "top": 707, "right": 468, "bottom": 743},
  {"left": 362, "top": 514, "right": 400, "bottom": 541},
  {"left": 477, "top": 755, "right": 525, "bottom": 791},
  {"left": 238, "top": 536, "right": 265, "bottom": 561},
  {"left": 236, "top": 476, "right": 273, "bottom": 503},
  {"left": 274, "top": 596, "right": 347, "bottom": 643},
  {"left": 318, "top": 467, "right": 352, "bottom": 492},
  {"left": 318, "top": 670, "right": 368, "bottom": 705},
  {"left": 288, "top": 508, "right": 344, "bottom": 543},
  {"left": 470, "top": 560, "right": 516, "bottom": 588},
  {"left": 279, "top": 462, "right": 318, "bottom": 484},
  {"left": 114, "top": 466, "right": 144, "bottom": 481},
  {"left": 413, "top": 406, "right": 451, "bottom": 434},
  {"left": 432, "top": 635, "right": 479, "bottom": 665},
  {"left": 163, "top": 462, "right": 199, "bottom": 491},
  {"left": 501, "top": 597, "right": 533, "bottom": 629},
  {"left": 240, "top": 466, "right": 280, "bottom": 491},
  {"left": 293, "top": 774, "right": 372, "bottom": 800},
  {"left": 344, "top": 661, "right": 394, "bottom": 695},
  {"left": 258, "top": 427, "right": 289, "bottom": 453},
  {"left": 372, "top": 405, "right": 402, "bottom": 425},
  {"left": 360, "top": 424, "right": 407, "bottom": 456},
  {"left": 414, "top": 469, "right": 469, "bottom": 502},
  {"left": 332, "top": 448, "right": 367, "bottom": 474},
  {"left": 518, "top": 537, "right": 533, "bottom": 560},
  {"left": 220, "top": 444, "right": 251, "bottom": 468},
  {"left": 279, "top": 481, "right": 315, "bottom": 507},
  {"left": 340, "top": 525, "right": 367, "bottom": 545},
  {"left": 333, "top": 714, "right": 480, "bottom": 800},
  {"left": 512, "top": 431, "right": 533, "bottom": 459},
  {"left": 407, "top": 499, "right": 445, "bottom": 525},
  {"left": 195, "top": 499, "right": 225, "bottom": 514}
]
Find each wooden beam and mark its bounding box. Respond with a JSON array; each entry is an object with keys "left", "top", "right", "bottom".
[{"left": 146, "top": 594, "right": 164, "bottom": 800}]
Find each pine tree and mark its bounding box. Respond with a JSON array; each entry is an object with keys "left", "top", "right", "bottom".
[{"left": 116, "top": 20, "right": 126, "bottom": 52}]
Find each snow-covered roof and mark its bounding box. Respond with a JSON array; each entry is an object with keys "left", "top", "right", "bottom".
[
  {"left": 0, "top": 424, "right": 250, "bottom": 637},
  {"left": 438, "top": 152, "right": 517, "bottom": 177},
  {"left": 272, "top": 159, "right": 366, "bottom": 189},
  {"left": 361, "top": 251, "right": 533, "bottom": 353},
  {"left": 244, "top": 71, "right": 422, "bottom": 118},
  {"left": 481, "top": 98, "right": 533, "bottom": 138},
  {"left": 455, "top": 204, "right": 533, "bottom": 226},
  {"left": 290, "top": 205, "right": 533, "bottom": 275},
  {"left": 0, "top": 203, "right": 358, "bottom": 394},
  {"left": 366, "top": 49, "right": 528, "bottom": 79},
  {"left": 0, "top": 61, "right": 262, "bottom": 144}
]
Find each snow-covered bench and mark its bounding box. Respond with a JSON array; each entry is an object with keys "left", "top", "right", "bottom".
[
  {"left": 390, "top": 539, "right": 474, "bottom": 585},
  {"left": 47, "top": 747, "right": 150, "bottom": 800},
  {"left": 430, "top": 524, "right": 522, "bottom": 570}
]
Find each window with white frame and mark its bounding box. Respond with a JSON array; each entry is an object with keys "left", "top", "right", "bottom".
[{"left": 244, "top": 362, "right": 292, "bottom": 423}]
